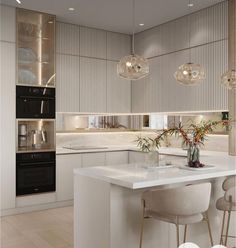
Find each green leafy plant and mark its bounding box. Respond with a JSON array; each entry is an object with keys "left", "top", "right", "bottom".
[{"left": 137, "top": 120, "right": 229, "bottom": 153}]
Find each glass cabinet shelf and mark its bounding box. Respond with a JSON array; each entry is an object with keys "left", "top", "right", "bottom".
[{"left": 17, "top": 9, "right": 55, "bottom": 87}]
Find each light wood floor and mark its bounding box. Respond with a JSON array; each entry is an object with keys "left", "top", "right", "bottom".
[{"left": 0, "top": 206, "right": 73, "bottom": 248}]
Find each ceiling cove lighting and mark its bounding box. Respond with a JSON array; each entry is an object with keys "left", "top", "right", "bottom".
[
  {"left": 117, "top": 0, "right": 149, "bottom": 80},
  {"left": 16, "top": 0, "right": 21, "bottom": 4},
  {"left": 174, "top": 0, "right": 205, "bottom": 86}
]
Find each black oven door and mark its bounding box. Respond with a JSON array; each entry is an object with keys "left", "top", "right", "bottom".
[
  {"left": 16, "top": 160, "right": 56, "bottom": 196},
  {"left": 16, "top": 86, "right": 55, "bottom": 119}
]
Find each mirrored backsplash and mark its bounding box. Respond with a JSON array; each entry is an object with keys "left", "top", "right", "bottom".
[{"left": 56, "top": 112, "right": 229, "bottom": 135}]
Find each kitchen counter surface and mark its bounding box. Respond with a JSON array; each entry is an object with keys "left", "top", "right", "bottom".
[
  {"left": 74, "top": 152, "right": 236, "bottom": 189},
  {"left": 56, "top": 145, "right": 228, "bottom": 157}
]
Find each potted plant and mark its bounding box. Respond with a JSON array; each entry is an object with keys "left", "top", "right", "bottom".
[{"left": 137, "top": 120, "right": 229, "bottom": 168}]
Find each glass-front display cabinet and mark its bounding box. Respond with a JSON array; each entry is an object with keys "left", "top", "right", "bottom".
[{"left": 17, "top": 9, "right": 55, "bottom": 87}]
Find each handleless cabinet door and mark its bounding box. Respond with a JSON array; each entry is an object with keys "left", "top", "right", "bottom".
[
  {"left": 107, "top": 61, "right": 131, "bottom": 113},
  {"left": 56, "top": 54, "right": 80, "bottom": 112},
  {"left": 82, "top": 153, "right": 106, "bottom": 167},
  {"left": 106, "top": 151, "right": 129, "bottom": 166},
  {"left": 56, "top": 154, "right": 82, "bottom": 201},
  {"left": 0, "top": 42, "right": 16, "bottom": 210},
  {"left": 80, "top": 26, "right": 106, "bottom": 59},
  {"left": 0, "top": 5, "right": 15, "bottom": 42},
  {"left": 106, "top": 32, "right": 131, "bottom": 61},
  {"left": 56, "top": 22, "right": 80, "bottom": 55},
  {"left": 80, "top": 57, "right": 106, "bottom": 113}
]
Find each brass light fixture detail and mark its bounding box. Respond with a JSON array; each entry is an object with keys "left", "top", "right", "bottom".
[
  {"left": 117, "top": 0, "right": 149, "bottom": 80},
  {"left": 174, "top": 0, "right": 206, "bottom": 85}
]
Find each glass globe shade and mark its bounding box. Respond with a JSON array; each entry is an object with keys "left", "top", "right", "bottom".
[
  {"left": 117, "top": 54, "right": 149, "bottom": 80},
  {"left": 174, "top": 63, "right": 206, "bottom": 85},
  {"left": 221, "top": 69, "right": 236, "bottom": 90}
]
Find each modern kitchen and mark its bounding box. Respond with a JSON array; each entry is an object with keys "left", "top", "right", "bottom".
[{"left": 0, "top": 0, "right": 236, "bottom": 248}]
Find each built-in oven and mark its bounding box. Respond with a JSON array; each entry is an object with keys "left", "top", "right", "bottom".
[
  {"left": 16, "top": 86, "right": 55, "bottom": 119},
  {"left": 16, "top": 151, "right": 56, "bottom": 196}
]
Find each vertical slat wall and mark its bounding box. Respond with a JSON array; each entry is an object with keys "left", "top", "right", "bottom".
[
  {"left": 133, "top": 1, "right": 228, "bottom": 113},
  {"left": 56, "top": 23, "right": 131, "bottom": 113},
  {"left": 0, "top": 5, "right": 16, "bottom": 210}
]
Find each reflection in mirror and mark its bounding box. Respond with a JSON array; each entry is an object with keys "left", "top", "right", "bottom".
[{"left": 56, "top": 112, "right": 229, "bottom": 135}]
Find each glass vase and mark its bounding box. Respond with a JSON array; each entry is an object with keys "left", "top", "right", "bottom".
[{"left": 187, "top": 144, "right": 200, "bottom": 167}]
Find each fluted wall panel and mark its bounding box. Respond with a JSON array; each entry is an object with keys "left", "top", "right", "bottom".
[
  {"left": 56, "top": 22, "right": 131, "bottom": 113},
  {"left": 56, "top": 22, "right": 80, "bottom": 55},
  {"left": 56, "top": 54, "right": 80, "bottom": 112},
  {"left": 132, "top": 1, "right": 228, "bottom": 113},
  {"left": 80, "top": 57, "right": 107, "bottom": 113}
]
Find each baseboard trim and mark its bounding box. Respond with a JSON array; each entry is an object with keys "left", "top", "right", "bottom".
[{"left": 1, "top": 200, "right": 73, "bottom": 216}]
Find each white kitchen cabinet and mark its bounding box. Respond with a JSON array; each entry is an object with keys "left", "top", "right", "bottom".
[
  {"left": 56, "top": 54, "right": 80, "bottom": 112},
  {"left": 56, "top": 154, "right": 82, "bottom": 201},
  {"left": 80, "top": 57, "right": 106, "bottom": 113},
  {"left": 82, "top": 152, "right": 106, "bottom": 167},
  {"left": 56, "top": 22, "right": 80, "bottom": 55},
  {"left": 0, "top": 42, "right": 16, "bottom": 210},
  {"left": 0, "top": 5, "right": 15, "bottom": 43},
  {"left": 80, "top": 26, "right": 106, "bottom": 59},
  {"left": 106, "top": 151, "right": 129, "bottom": 165},
  {"left": 128, "top": 151, "right": 146, "bottom": 164},
  {"left": 132, "top": 41, "right": 228, "bottom": 113},
  {"left": 106, "top": 32, "right": 131, "bottom": 61},
  {"left": 107, "top": 61, "right": 131, "bottom": 113}
]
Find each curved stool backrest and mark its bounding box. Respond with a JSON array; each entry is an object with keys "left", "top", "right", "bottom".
[
  {"left": 142, "top": 183, "right": 211, "bottom": 216},
  {"left": 223, "top": 176, "right": 236, "bottom": 191},
  {"left": 224, "top": 186, "right": 236, "bottom": 203}
]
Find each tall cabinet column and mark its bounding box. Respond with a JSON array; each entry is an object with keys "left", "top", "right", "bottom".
[{"left": 228, "top": 0, "right": 236, "bottom": 156}]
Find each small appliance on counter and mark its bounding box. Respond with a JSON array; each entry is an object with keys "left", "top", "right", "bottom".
[{"left": 31, "top": 129, "right": 47, "bottom": 149}]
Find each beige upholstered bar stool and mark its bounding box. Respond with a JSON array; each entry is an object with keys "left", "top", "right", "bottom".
[
  {"left": 139, "top": 183, "right": 213, "bottom": 248},
  {"left": 216, "top": 176, "right": 236, "bottom": 246}
]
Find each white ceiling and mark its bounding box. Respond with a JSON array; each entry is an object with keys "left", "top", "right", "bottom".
[{"left": 3, "top": 0, "right": 224, "bottom": 34}]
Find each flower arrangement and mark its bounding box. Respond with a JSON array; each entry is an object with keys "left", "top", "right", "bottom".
[{"left": 137, "top": 120, "right": 229, "bottom": 168}]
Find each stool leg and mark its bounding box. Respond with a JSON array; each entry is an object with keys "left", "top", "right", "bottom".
[
  {"left": 183, "top": 225, "right": 187, "bottom": 243},
  {"left": 176, "top": 223, "right": 180, "bottom": 248},
  {"left": 220, "top": 211, "right": 226, "bottom": 245},
  {"left": 139, "top": 200, "right": 145, "bottom": 248},
  {"left": 224, "top": 210, "right": 232, "bottom": 247},
  {"left": 205, "top": 211, "right": 214, "bottom": 247}
]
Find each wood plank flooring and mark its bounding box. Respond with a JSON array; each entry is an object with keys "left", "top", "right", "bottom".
[{"left": 0, "top": 207, "right": 73, "bottom": 248}]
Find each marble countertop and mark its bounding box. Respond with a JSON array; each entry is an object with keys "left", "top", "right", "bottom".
[
  {"left": 57, "top": 145, "right": 228, "bottom": 157},
  {"left": 74, "top": 152, "right": 236, "bottom": 189}
]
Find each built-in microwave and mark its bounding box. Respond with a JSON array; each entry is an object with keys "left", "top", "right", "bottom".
[
  {"left": 16, "top": 151, "right": 56, "bottom": 196},
  {"left": 16, "top": 86, "right": 55, "bottom": 119}
]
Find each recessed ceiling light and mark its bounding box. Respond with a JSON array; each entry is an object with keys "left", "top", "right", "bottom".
[
  {"left": 188, "top": 3, "right": 194, "bottom": 7},
  {"left": 68, "top": 7, "right": 75, "bottom": 11},
  {"left": 139, "top": 23, "right": 144, "bottom": 26},
  {"left": 16, "top": 0, "right": 21, "bottom": 4}
]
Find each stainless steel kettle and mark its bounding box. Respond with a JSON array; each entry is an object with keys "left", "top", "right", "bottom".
[{"left": 31, "top": 129, "right": 47, "bottom": 148}]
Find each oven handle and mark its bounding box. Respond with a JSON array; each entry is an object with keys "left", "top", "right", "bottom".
[
  {"left": 18, "top": 161, "right": 55, "bottom": 167},
  {"left": 18, "top": 95, "right": 55, "bottom": 100}
]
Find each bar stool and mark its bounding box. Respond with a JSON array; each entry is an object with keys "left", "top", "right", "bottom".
[
  {"left": 216, "top": 176, "right": 236, "bottom": 246},
  {"left": 139, "top": 183, "right": 213, "bottom": 248}
]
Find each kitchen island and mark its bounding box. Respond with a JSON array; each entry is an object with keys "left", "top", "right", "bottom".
[{"left": 74, "top": 152, "right": 236, "bottom": 248}]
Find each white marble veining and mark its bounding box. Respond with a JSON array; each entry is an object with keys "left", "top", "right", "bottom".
[{"left": 74, "top": 151, "right": 236, "bottom": 189}]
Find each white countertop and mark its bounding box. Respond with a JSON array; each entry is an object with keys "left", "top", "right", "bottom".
[
  {"left": 57, "top": 145, "right": 228, "bottom": 157},
  {"left": 74, "top": 151, "right": 236, "bottom": 189}
]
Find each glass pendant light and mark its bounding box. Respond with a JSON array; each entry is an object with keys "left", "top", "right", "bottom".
[
  {"left": 174, "top": 0, "right": 205, "bottom": 85},
  {"left": 220, "top": 3, "right": 236, "bottom": 90},
  {"left": 117, "top": 0, "right": 149, "bottom": 80}
]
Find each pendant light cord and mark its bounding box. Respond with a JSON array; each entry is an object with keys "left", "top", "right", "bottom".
[
  {"left": 132, "top": 0, "right": 135, "bottom": 55},
  {"left": 188, "top": 0, "right": 191, "bottom": 63}
]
